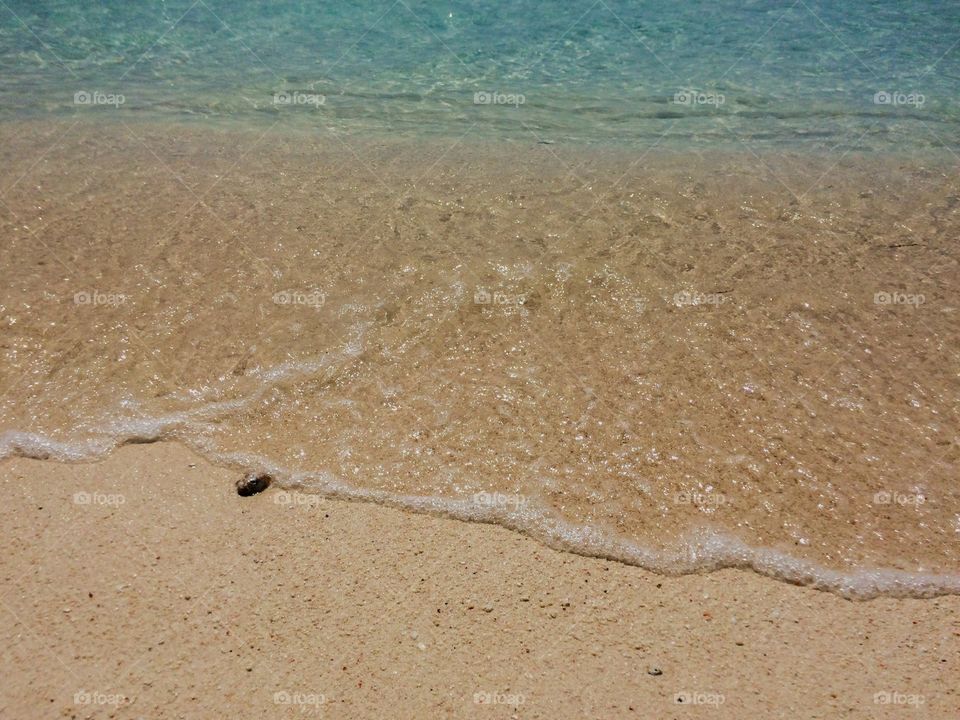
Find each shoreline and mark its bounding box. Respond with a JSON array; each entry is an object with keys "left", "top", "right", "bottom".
[
  {"left": 2, "top": 442, "right": 958, "bottom": 718},
  {"left": 4, "top": 432, "right": 960, "bottom": 602}
]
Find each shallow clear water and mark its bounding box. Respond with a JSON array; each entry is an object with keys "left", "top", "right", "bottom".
[
  {"left": 0, "top": 0, "right": 958, "bottom": 150},
  {"left": 2, "top": 125, "right": 958, "bottom": 598}
]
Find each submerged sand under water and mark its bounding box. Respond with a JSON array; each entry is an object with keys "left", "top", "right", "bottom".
[{"left": 1, "top": 121, "right": 958, "bottom": 597}]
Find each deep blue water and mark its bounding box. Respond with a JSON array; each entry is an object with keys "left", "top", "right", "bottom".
[{"left": 1, "top": 0, "right": 957, "bottom": 150}]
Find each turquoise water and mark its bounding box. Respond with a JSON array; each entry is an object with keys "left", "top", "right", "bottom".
[{"left": 1, "top": 1, "right": 958, "bottom": 149}]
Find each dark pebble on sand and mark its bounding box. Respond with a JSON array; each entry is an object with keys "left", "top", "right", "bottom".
[
  {"left": 647, "top": 667, "right": 662, "bottom": 676},
  {"left": 236, "top": 473, "right": 272, "bottom": 496}
]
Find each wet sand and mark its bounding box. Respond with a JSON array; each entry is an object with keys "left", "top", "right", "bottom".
[{"left": 1, "top": 442, "right": 958, "bottom": 719}]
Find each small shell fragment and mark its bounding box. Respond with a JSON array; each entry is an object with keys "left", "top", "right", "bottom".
[{"left": 236, "top": 473, "right": 272, "bottom": 497}]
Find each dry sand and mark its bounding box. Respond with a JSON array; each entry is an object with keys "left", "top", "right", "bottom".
[{"left": 1, "top": 442, "right": 957, "bottom": 719}]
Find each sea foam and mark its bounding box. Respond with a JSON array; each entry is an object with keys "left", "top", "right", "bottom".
[{"left": 3, "top": 426, "right": 958, "bottom": 601}]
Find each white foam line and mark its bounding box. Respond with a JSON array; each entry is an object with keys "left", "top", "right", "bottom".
[
  {"left": 4, "top": 430, "right": 958, "bottom": 599},
  {"left": 176, "top": 443, "right": 960, "bottom": 601},
  {"left": 0, "top": 331, "right": 371, "bottom": 463},
  {"left": 0, "top": 431, "right": 115, "bottom": 461}
]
